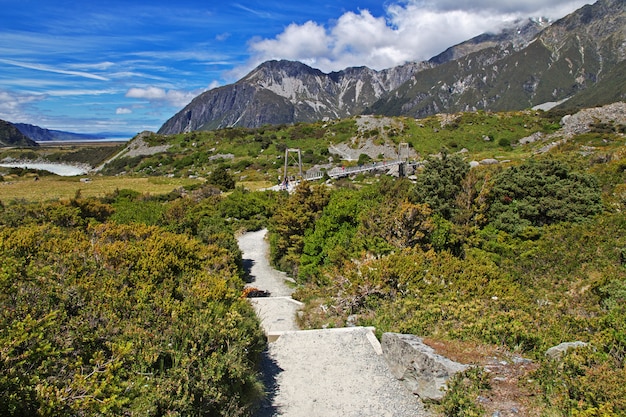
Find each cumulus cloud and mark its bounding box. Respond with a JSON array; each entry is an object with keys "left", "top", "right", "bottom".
[
  {"left": 116, "top": 107, "right": 132, "bottom": 115},
  {"left": 125, "top": 86, "right": 200, "bottom": 108},
  {"left": 234, "top": 0, "right": 590, "bottom": 77}
]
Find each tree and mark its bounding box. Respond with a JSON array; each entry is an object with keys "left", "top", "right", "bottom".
[
  {"left": 208, "top": 165, "right": 235, "bottom": 191},
  {"left": 411, "top": 152, "right": 469, "bottom": 220}
]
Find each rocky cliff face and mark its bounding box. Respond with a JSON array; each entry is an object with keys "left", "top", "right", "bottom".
[
  {"left": 158, "top": 0, "right": 625, "bottom": 134},
  {"left": 158, "top": 60, "right": 430, "bottom": 134}
]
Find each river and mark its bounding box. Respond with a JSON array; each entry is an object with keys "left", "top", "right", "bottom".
[{"left": 0, "top": 162, "right": 89, "bottom": 176}]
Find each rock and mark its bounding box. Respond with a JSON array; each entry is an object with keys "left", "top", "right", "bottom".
[
  {"left": 519, "top": 131, "right": 545, "bottom": 145},
  {"left": 382, "top": 333, "right": 469, "bottom": 401},
  {"left": 469, "top": 160, "right": 480, "bottom": 168},
  {"left": 480, "top": 158, "right": 499, "bottom": 165},
  {"left": 545, "top": 341, "right": 588, "bottom": 360}
]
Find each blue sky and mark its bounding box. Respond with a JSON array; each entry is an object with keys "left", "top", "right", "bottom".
[{"left": 0, "top": 0, "right": 590, "bottom": 137}]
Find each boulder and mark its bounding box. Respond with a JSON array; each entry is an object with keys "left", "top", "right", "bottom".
[
  {"left": 382, "top": 333, "right": 468, "bottom": 401},
  {"left": 545, "top": 341, "right": 588, "bottom": 360}
]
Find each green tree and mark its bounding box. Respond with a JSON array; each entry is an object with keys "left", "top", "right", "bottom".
[
  {"left": 208, "top": 165, "right": 235, "bottom": 191},
  {"left": 411, "top": 152, "right": 469, "bottom": 220}
]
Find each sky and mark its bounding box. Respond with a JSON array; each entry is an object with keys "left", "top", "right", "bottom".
[{"left": 0, "top": 0, "right": 591, "bottom": 137}]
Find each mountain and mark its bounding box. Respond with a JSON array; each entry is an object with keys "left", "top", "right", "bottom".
[
  {"left": 0, "top": 120, "right": 38, "bottom": 147},
  {"left": 428, "top": 17, "right": 551, "bottom": 65},
  {"left": 158, "top": 0, "right": 625, "bottom": 134},
  {"left": 158, "top": 60, "right": 429, "bottom": 134},
  {"left": 14, "top": 123, "right": 105, "bottom": 142},
  {"left": 369, "top": 0, "right": 625, "bottom": 117}
]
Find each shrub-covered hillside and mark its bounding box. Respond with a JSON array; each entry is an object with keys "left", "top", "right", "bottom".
[
  {"left": 267, "top": 125, "right": 626, "bottom": 415},
  {"left": 0, "top": 187, "right": 280, "bottom": 417},
  {"left": 92, "top": 110, "right": 566, "bottom": 182}
]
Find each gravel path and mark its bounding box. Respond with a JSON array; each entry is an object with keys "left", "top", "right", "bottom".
[
  {"left": 237, "top": 229, "right": 429, "bottom": 417},
  {"left": 239, "top": 229, "right": 295, "bottom": 298}
]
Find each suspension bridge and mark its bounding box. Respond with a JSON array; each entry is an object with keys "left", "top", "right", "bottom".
[{"left": 282, "top": 143, "right": 412, "bottom": 185}]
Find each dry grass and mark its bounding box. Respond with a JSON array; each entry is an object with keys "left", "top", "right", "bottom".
[
  {"left": 0, "top": 174, "right": 202, "bottom": 202},
  {"left": 424, "top": 338, "right": 542, "bottom": 417}
]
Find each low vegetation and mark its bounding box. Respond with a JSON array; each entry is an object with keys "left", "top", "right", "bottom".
[
  {"left": 266, "top": 123, "right": 626, "bottom": 415},
  {"left": 1, "top": 107, "right": 624, "bottom": 416},
  {"left": 0, "top": 187, "right": 279, "bottom": 416}
]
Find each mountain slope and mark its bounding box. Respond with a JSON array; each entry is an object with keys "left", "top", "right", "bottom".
[
  {"left": 14, "top": 123, "right": 104, "bottom": 142},
  {"left": 428, "top": 17, "right": 551, "bottom": 65},
  {"left": 0, "top": 120, "right": 38, "bottom": 147},
  {"left": 368, "top": 0, "right": 625, "bottom": 117},
  {"left": 158, "top": 0, "right": 624, "bottom": 134},
  {"left": 158, "top": 60, "right": 429, "bottom": 134}
]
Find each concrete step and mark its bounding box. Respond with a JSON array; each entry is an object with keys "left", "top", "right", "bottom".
[{"left": 255, "top": 326, "right": 425, "bottom": 417}]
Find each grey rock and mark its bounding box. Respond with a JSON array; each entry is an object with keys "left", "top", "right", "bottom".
[
  {"left": 382, "top": 333, "right": 468, "bottom": 401},
  {"left": 480, "top": 158, "right": 500, "bottom": 165},
  {"left": 545, "top": 341, "right": 588, "bottom": 360}
]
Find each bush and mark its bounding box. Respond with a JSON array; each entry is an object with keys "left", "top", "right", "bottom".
[
  {"left": 0, "top": 215, "right": 265, "bottom": 417},
  {"left": 487, "top": 159, "right": 603, "bottom": 234},
  {"left": 411, "top": 152, "right": 469, "bottom": 220},
  {"left": 208, "top": 165, "right": 235, "bottom": 191}
]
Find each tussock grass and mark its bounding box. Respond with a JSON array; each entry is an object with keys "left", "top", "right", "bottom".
[{"left": 0, "top": 175, "right": 201, "bottom": 202}]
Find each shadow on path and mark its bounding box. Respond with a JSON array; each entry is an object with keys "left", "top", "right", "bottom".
[
  {"left": 242, "top": 257, "right": 256, "bottom": 284},
  {"left": 254, "top": 350, "right": 283, "bottom": 417}
]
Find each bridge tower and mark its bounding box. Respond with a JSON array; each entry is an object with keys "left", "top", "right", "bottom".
[
  {"left": 398, "top": 142, "right": 410, "bottom": 178},
  {"left": 283, "top": 148, "right": 303, "bottom": 183},
  {"left": 398, "top": 142, "right": 410, "bottom": 162}
]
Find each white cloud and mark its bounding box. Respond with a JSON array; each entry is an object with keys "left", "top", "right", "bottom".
[
  {"left": 0, "top": 58, "right": 109, "bottom": 81},
  {"left": 0, "top": 90, "right": 44, "bottom": 122},
  {"left": 235, "top": 0, "right": 590, "bottom": 77},
  {"left": 125, "top": 86, "right": 201, "bottom": 108},
  {"left": 116, "top": 107, "right": 133, "bottom": 115}
]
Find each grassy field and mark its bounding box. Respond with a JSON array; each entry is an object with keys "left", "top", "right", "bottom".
[{"left": 0, "top": 175, "right": 202, "bottom": 202}]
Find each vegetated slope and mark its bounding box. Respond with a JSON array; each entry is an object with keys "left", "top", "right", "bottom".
[
  {"left": 266, "top": 117, "right": 626, "bottom": 416},
  {"left": 105, "top": 107, "right": 573, "bottom": 181},
  {"left": 0, "top": 120, "right": 38, "bottom": 147},
  {"left": 14, "top": 122, "right": 105, "bottom": 142},
  {"left": 368, "top": 0, "right": 625, "bottom": 117}
]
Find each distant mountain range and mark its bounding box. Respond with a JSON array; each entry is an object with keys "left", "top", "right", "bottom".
[
  {"left": 0, "top": 120, "right": 112, "bottom": 148},
  {"left": 14, "top": 123, "right": 105, "bottom": 142},
  {"left": 158, "top": 0, "right": 625, "bottom": 134}
]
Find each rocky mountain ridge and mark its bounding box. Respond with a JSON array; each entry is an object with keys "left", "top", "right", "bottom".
[
  {"left": 14, "top": 123, "right": 105, "bottom": 142},
  {"left": 0, "top": 120, "right": 38, "bottom": 147},
  {"left": 159, "top": 0, "right": 625, "bottom": 134}
]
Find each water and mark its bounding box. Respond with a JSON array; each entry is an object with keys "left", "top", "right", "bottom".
[{"left": 0, "top": 162, "right": 88, "bottom": 176}]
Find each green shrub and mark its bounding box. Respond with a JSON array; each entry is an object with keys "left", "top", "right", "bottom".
[{"left": 487, "top": 159, "right": 602, "bottom": 234}]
